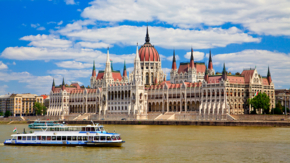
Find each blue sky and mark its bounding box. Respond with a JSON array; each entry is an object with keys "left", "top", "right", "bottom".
[{"left": 0, "top": 0, "right": 289, "bottom": 95}]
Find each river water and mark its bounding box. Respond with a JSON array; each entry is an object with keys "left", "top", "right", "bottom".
[{"left": 1, "top": 124, "right": 290, "bottom": 162}]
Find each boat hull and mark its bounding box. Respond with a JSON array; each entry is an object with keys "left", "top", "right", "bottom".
[{"left": 4, "top": 141, "right": 125, "bottom": 147}]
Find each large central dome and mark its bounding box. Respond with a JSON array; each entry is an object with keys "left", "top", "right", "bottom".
[{"left": 138, "top": 26, "right": 160, "bottom": 62}]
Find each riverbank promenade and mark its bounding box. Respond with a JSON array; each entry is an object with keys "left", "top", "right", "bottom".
[{"left": 2, "top": 113, "right": 290, "bottom": 127}]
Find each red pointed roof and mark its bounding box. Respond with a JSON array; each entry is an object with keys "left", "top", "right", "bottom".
[{"left": 241, "top": 69, "right": 255, "bottom": 83}]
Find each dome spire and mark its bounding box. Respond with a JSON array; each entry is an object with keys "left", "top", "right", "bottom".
[{"left": 145, "top": 24, "right": 150, "bottom": 43}]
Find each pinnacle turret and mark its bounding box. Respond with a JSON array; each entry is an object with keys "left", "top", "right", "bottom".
[
  {"left": 145, "top": 24, "right": 150, "bottom": 43},
  {"left": 62, "top": 77, "right": 65, "bottom": 86},
  {"left": 190, "top": 48, "right": 194, "bottom": 69},
  {"left": 208, "top": 50, "right": 213, "bottom": 70},
  {"left": 172, "top": 50, "right": 177, "bottom": 70},
  {"left": 52, "top": 78, "right": 55, "bottom": 87}
]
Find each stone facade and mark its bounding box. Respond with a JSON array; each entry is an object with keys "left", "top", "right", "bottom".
[{"left": 47, "top": 26, "right": 275, "bottom": 117}]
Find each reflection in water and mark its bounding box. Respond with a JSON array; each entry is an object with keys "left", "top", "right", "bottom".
[{"left": 1, "top": 124, "right": 290, "bottom": 162}]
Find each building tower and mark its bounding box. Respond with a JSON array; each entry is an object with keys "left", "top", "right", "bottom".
[
  {"left": 61, "top": 77, "right": 65, "bottom": 90},
  {"left": 103, "top": 47, "right": 113, "bottom": 86},
  {"left": 267, "top": 66, "right": 272, "bottom": 84},
  {"left": 188, "top": 48, "right": 197, "bottom": 83},
  {"left": 170, "top": 50, "right": 178, "bottom": 83},
  {"left": 52, "top": 78, "right": 55, "bottom": 91},
  {"left": 90, "top": 60, "right": 96, "bottom": 88},
  {"left": 208, "top": 50, "right": 215, "bottom": 75},
  {"left": 133, "top": 44, "right": 142, "bottom": 85},
  {"left": 122, "top": 60, "right": 128, "bottom": 82},
  {"left": 222, "top": 63, "right": 227, "bottom": 81}
]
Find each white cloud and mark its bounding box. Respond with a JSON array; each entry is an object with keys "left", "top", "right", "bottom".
[
  {"left": 1, "top": 46, "right": 136, "bottom": 64},
  {"left": 76, "top": 42, "right": 110, "bottom": 49},
  {"left": 160, "top": 54, "right": 180, "bottom": 61},
  {"left": 57, "top": 20, "right": 63, "bottom": 25},
  {"left": 47, "top": 69, "right": 91, "bottom": 79},
  {"left": 64, "top": 0, "right": 75, "bottom": 5},
  {"left": 0, "top": 61, "right": 8, "bottom": 70},
  {"left": 0, "top": 85, "right": 8, "bottom": 94},
  {"left": 55, "top": 61, "right": 102, "bottom": 69},
  {"left": 162, "top": 68, "right": 171, "bottom": 76},
  {"left": 20, "top": 34, "right": 72, "bottom": 48},
  {"left": 81, "top": 0, "right": 290, "bottom": 36},
  {"left": 60, "top": 25, "right": 260, "bottom": 49},
  {"left": 58, "top": 20, "right": 95, "bottom": 33},
  {"left": 213, "top": 49, "right": 290, "bottom": 88},
  {"left": 31, "top": 23, "right": 40, "bottom": 28},
  {"left": 77, "top": 9, "right": 82, "bottom": 12},
  {"left": 37, "top": 27, "right": 46, "bottom": 30},
  {"left": 12, "top": 62, "right": 16, "bottom": 65},
  {"left": 47, "top": 21, "right": 56, "bottom": 24},
  {"left": 184, "top": 51, "right": 205, "bottom": 61}
]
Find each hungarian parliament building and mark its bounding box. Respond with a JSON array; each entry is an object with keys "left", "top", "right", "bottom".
[{"left": 47, "top": 27, "right": 275, "bottom": 118}]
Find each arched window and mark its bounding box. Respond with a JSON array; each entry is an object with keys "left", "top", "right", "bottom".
[
  {"left": 151, "top": 73, "right": 154, "bottom": 84},
  {"left": 146, "top": 73, "right": 149, "bottom": 85}
]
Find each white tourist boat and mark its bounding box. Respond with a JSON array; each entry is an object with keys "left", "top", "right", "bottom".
[{"left": 4, "top": 123, "right": 125, "bottom": 147}]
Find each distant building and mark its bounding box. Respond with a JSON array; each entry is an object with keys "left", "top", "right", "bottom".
[
  {"left": 0, "top": 94, "right": 11, "bottom": 114},
  {"left": 275, "top": 89, "right": 290, "bottom": 109},
  {"left": 47, "top": 26, "right": 275, "bottom": 117},
  {"left": 9, "top": 93, "right": 43, "bottom": 116},
  {"left": 41, "top": 94, "right": 50, "bottom": 108}
]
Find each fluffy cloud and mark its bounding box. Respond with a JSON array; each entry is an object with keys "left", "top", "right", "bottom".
[
  {"left": 0, "top": 61, "right": 8, "bottom": 70},
  {"left": 64, "top": 0, "right": 75, "bottom": 5},
  {"left": 81, "top": 0, "right": 290, "bottom": 36},
  {"left": 0, "top": 85, "right": 8, "bottom": 94},
  {"left": 212, "top": 49, "right": 290, "bottom": 88},
  {"left": 160, "top": 54, "right": 180, "bottom": 61},
  {"left": 37, "top": 27, "right": 46, "bottom": 31},
  {"left": 47, "top": 69, "right": 91, "bottom": 80},
  {"left": 20, "top": 34, "right": 72, "bottom": 48},
  {"left": 76, "top": 42, "right": 110, "bottom": 49},
  {"left": 184, "top": 51, "right": 205, "bottom": 61},
  {"left": 55, "top": 61, "right": 102, "bottom": 69},
  {"left": 61, "top": 25, "right": 260, "bottom": 49}
]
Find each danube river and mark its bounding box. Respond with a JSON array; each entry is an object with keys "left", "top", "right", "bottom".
[{"left": 1, "top": 124, "right": 290, "bottom": 162}]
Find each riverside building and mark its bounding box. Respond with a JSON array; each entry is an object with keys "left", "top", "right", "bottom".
[{"left": 47, "top": 27, "right": 275, "bottom": 118}]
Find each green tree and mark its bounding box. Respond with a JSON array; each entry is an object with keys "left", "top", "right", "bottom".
[
  {"left": 0, "top": 111, "right": 3, "bottom": 116},
  {"left": 33, "top": 102, "right": 47, "bottom": 116},
  {"left": 4, "top": 110, "right": 12, "bottom": 117},
  {"left": 248, "top": 92, "right": 270, "bottom": 114}
]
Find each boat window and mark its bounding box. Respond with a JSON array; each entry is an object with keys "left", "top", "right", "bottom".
[
  {"left": 91, "top": 127, "right": 94, "bottom": 131},
  {"left": 94, "top": 136, "right": 99, "bottom": 141},
  {"left": 37, "top": 136, "right": 41, "bottom": 140},
  {"left": 52, "top": 136, "right": 56, "bottom": 141},
  {"left": 86, "top": 128, "right": 90, "bottom": 131},
  {"left": 100, "top": 136, "right": 106, "bottom": 141},
  {"left": 22, "top": 136, "right": 26, "bottom": 141},
  {"left": 27, "top": 136, "right": 31, "bottom": 140},
  {"left": 82, "top": 127, "right": 86, "bottom": 131},
  {"left": 18, "top": 136, "right": 21, "bottom": 140},
  {"left": 42, "top": 136, "right": 46, "bottom": 141},
  {"left": 107, "top": 136, "right": 111, "bottom": 140},
  {"left": 65, "top": 127, "right": 69, "bottom": 131},
  {"left": 95, "top": 128, "right": 99, "bottom": 131},
  {"left": 78, "top": 136, "right": 82, "bottom": 141},
  {"left": 83, "top": 136, "right": 87, "bottom": 141},
  {"left": 67, "top": 136, "right": 71, "bottom": 141},
  {"left": 72, "top": 136, "right": 76, "bottom": 141},
  {"left": 57, "top": 136, "right": 61, "bottom": 141},
  {"left": 60, "top": 128, "right": 64, "bottom": 131},
  {"left": 111, "top": 136, "right": 116, "bottom": 140},
  {"left": 55, "top": 128, "right": 59, "bottom": 131},
  {"left": 88, "top": 136, "right": 93, "bottom": 141},
  {"left": 32, "top": 136, "right": 36, "bottom": 140},
  {"left": 50, "top": 128, "right": 55, "bottom": 131},
  {"left": 116, "top": 136, "right": 121, "bottom": 140},
  {"left": 47, "top": 136, "right": 51, "bottom": 141},
  {"left": 73, "top": 127, "right": 79, "bottom": 131},
  {"left": 99, "top": 127, "right": 104, "bottom": 131},
  {"left": 62, "top": 136, "right": 66, "bottom": 141}
]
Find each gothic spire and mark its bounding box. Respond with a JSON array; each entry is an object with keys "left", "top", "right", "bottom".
[
  {"left": 92, "top": 60, "right": 96, "bottom": 76},
  {"left": 124, "top": 60, "right": 126, "bottom": 70},
  {"left": 52, "top": 78, "right": 55, "bottom": 87},
  {"left": 222, "top": 63, "right": 227, "bottom": 81},
  {"left": 145, "top": 24, "right": 150, "bottom": 43},
  {"left": 190, "top": 47, "right": 194, "bottom": 61},
  {"left": 172, "top": 49, "right": 177, "bottom": 70},
  {"left": 62, "top": 77, "right": 65, "bottom": 86},
  {"left": 267, "top": 66, "right": 271, "bottom": 77},
  {"left": 123, "top": 60, "right": 127, "bottom": 77},
  {"left": 208, "top": 50, "right": 213, "bottom": 70}
]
